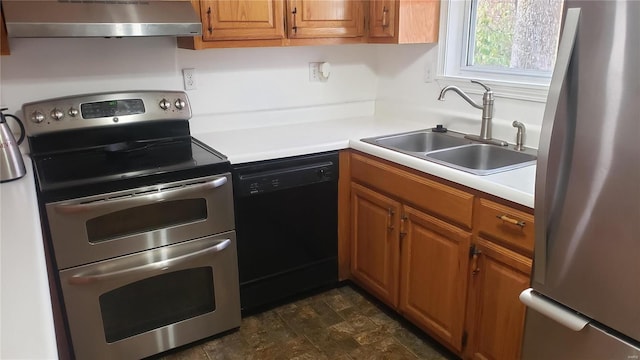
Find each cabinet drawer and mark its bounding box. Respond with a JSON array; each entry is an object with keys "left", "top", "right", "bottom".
[
  {"left": 475, "top": 198, "right": 534, "bottom": 255},
  {"left": 350, "top": 152, "right": 474, "bottom": 229}
]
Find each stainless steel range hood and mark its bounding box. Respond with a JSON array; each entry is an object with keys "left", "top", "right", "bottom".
[{"left": 2, "top": 0, "right": 202, "bottom": 38}]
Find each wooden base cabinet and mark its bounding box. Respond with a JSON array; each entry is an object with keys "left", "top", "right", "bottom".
[
  {"left": 344, "top": 152, "right": 535, "bottom": 358},
  {"left": 399, "top": 205, "right": 470, "bottom": 353},
  {"left": 349, "top": 152, "right": 474, "bottom": 354},
  {"left": 465, "top": 238, "right": 531, "bottom": 360},
  {"left": 464, "top": 198, "right": 534, "bottom": 360},
  {"left": 350, "top": 182, "right": 400, "bottom": 307}
]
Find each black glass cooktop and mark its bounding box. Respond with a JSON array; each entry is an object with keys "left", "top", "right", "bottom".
[
  {"left": 29, "top": 120, "right": 230, "bottom": 202},
  {"left": 35, "top": 136, "right": 218, "bottom": 186},
  {"left": 32, "top": 136, "right": 230, "bottom": 202}
]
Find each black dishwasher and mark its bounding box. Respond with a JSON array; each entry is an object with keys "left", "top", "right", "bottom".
[{"left": 232, "top": 151, "right": 339, "bottom": 314}]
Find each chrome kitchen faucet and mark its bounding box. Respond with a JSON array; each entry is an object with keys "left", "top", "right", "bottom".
[{"left": 438, "top": 80, "right": 508, "bottom": 146}]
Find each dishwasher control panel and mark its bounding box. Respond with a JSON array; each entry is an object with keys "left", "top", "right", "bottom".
[{"left": 232, "top": 152, "right": 339, "bottom": 197}]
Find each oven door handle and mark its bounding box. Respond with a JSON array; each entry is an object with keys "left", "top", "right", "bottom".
[
  {"left": 67, "top": 238, "right": 231, "bottom": 285},
  {"left": 53, "top": 176, "right": 228, "bottom": 214}
]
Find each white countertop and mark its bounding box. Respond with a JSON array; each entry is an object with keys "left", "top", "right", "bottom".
[
  {"left": 0, "top": 156, "right": 58, "bottom": 360},
  {"left": 195, "top": 116, "right": 535, "bottom": 207},
  {"left": 0, "top": 115, "right": 534, "bottom": 359}
]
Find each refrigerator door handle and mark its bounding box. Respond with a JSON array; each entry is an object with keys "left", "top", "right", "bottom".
[
  {"left": 520, "top": 288, "right": 589, "bottom": 331},
  {"left": 533, "top": 8, "right": 581, "bottom": 285}
]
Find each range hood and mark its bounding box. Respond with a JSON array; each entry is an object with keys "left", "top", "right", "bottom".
[{"left": 2, "top": 0, "right": 202, "bottom": 38}]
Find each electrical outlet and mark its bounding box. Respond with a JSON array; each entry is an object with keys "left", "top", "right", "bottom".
[
  {"left": 309, "top": 62, "right": 331, "bottom": 82},
  {"left": 309, "top": 62, "right": 322, "bottom": 82},
  {"left": 182, "top": 68, "right": 196, "bottom": 90},
  {"left": 424, "top": 64, "right": 435, "bottom": 83}
]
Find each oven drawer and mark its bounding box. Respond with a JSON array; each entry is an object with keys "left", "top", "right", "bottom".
[
  {"left": 46, "top": 173, "right": 234, "bottom": 269},
  {"left": 59, "top": 231, "right": 241, "bottom": 360}
]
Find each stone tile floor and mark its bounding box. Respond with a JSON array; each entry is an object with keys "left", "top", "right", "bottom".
[{"left": 156, "top": 284, "right": 458, "bottom": 360}]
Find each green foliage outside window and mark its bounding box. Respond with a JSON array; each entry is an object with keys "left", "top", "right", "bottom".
[
  {"left": 470, "top": 0, "right": 563, "bottom": 72},
  {"left": 473, "top": 0, "right": 516, "bottom": 68}
]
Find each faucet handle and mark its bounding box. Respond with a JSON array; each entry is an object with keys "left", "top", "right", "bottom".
[{"left": 471, "top": 80, "right": 491, "bottom": 92}]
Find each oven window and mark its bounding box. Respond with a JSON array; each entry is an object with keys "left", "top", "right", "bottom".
[
  {"left": 86, "top": 199, "right": 207, "bottom": 243},
  {"left": 99, "top": 267, "right": 215, "bottom": 343}
]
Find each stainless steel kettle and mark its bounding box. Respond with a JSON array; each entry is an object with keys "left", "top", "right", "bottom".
[{"left": 0, "top": 108, "right": 26, "bottom": 182}]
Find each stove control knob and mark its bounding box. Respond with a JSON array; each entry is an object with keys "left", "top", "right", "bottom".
[
  {"left": 68, "top": 107, "right": 79, "bottom": 117},
  {"left": 159, "top": 99, "right": 171, "bottom": 110},
  {"left": 31, "top": 111, "right": 45, "bottom": 123},
  {"left": 174, "top": 98, "right": 186, "bottom": 110},
  {"left": 50, "top": 108, "right": 64, "bottom": 121}
]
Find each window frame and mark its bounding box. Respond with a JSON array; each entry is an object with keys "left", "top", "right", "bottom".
[{"left": 436, "top": 0, "right": 558, "bottom": 102}]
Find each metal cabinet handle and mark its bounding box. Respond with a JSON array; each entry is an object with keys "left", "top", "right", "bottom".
[
  {"left": 496, "top": 214, "right": 526, "bottom": 228},
  {"left": 68, "top": 239, "right": 231, "bottom": 285},
  {"left": 291, "top": 7, "right": 298, "bottom": 34},
  {"left": 382, "top": 6, "right": 389, "bottom": 28},
  {"left": 387, "top": 208, "right": 395, "bottom": 231},
  {"left": 470, "top": 246, "right": 482, "bottom": 275},
  {"left": 206, "top": 6, "right": 213, "bottom": 34},
  {"left": 399, "top": 215, "right": 407, "bottom": 238},
  {"left": 54, "top": 176, "right": 227, "bottom": 214}
]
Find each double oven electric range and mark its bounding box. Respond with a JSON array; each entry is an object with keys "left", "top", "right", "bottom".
[{"left": 24, "top": 91, "right": 240, "bottom": 360}]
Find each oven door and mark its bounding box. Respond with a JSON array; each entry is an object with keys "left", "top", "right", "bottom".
[
  {"left": 46, "top": 173, "right": 234, "bottom": 269},
  {"left": 59, "top": 231, "right": 241, "bottom": 360}
]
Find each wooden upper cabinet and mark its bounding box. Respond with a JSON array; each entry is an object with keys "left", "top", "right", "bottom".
[
  {"left": 200, "top": 0, "right": 285, "bottom": 41},
  {"left": 178, "top": 0, "right": 286, "bottom": 48},
  {"left": 286, "top": 0, "right": 364, "bottom": 39},
  {"left": 368, "top": 0, "right": 440, "bottom": 44},
  {"left": 369, "top": 0, "right": 395, "bottom": 38},
  {"left": 178, "top": 0, "right": 438, "bottom": 49}
]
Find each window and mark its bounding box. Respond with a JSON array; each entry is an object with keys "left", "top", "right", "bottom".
[{"left": 438, "top": 0, "right": 564, "bottom": 101}]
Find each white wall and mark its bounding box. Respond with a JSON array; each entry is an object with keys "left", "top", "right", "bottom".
[
  {"left": 0, "top": 37, "right": 379, "bottom": 133},
  {"left": 373, "top": 43, "right": 546, "bottom": 148},
  {"left": 0, "top": 37, "right": 546, "bottom": 147}
]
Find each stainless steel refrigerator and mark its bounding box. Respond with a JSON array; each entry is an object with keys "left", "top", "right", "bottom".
[{"left": 520, "top": 1, "right": 640, "bottom": 359}]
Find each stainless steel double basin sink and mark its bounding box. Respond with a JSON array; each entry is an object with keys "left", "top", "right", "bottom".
[{"left": 361, "top": 129, "right": 536, "bottom": 175}]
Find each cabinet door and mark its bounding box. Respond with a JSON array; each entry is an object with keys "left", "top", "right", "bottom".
[
  {"left": 369, "top": 0, "right": 396, "bottom": 39},
  {"left": 350, "top": 182, "right": 400, "bottom": 308},
  {"left": 287, "top": 0, "right": 364, "bottom": 38},
  {"left": 367, "top": 0, "right": 440, "bottom": 44},
  {"left": 399, "top": 205, "right": 471, "bottom": 353},
  {"left": 465, "top": 237, "right": 532, "bottom": 360},
  {"left": 200, "top": 0, "right": 285, "bottom": 41}
]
